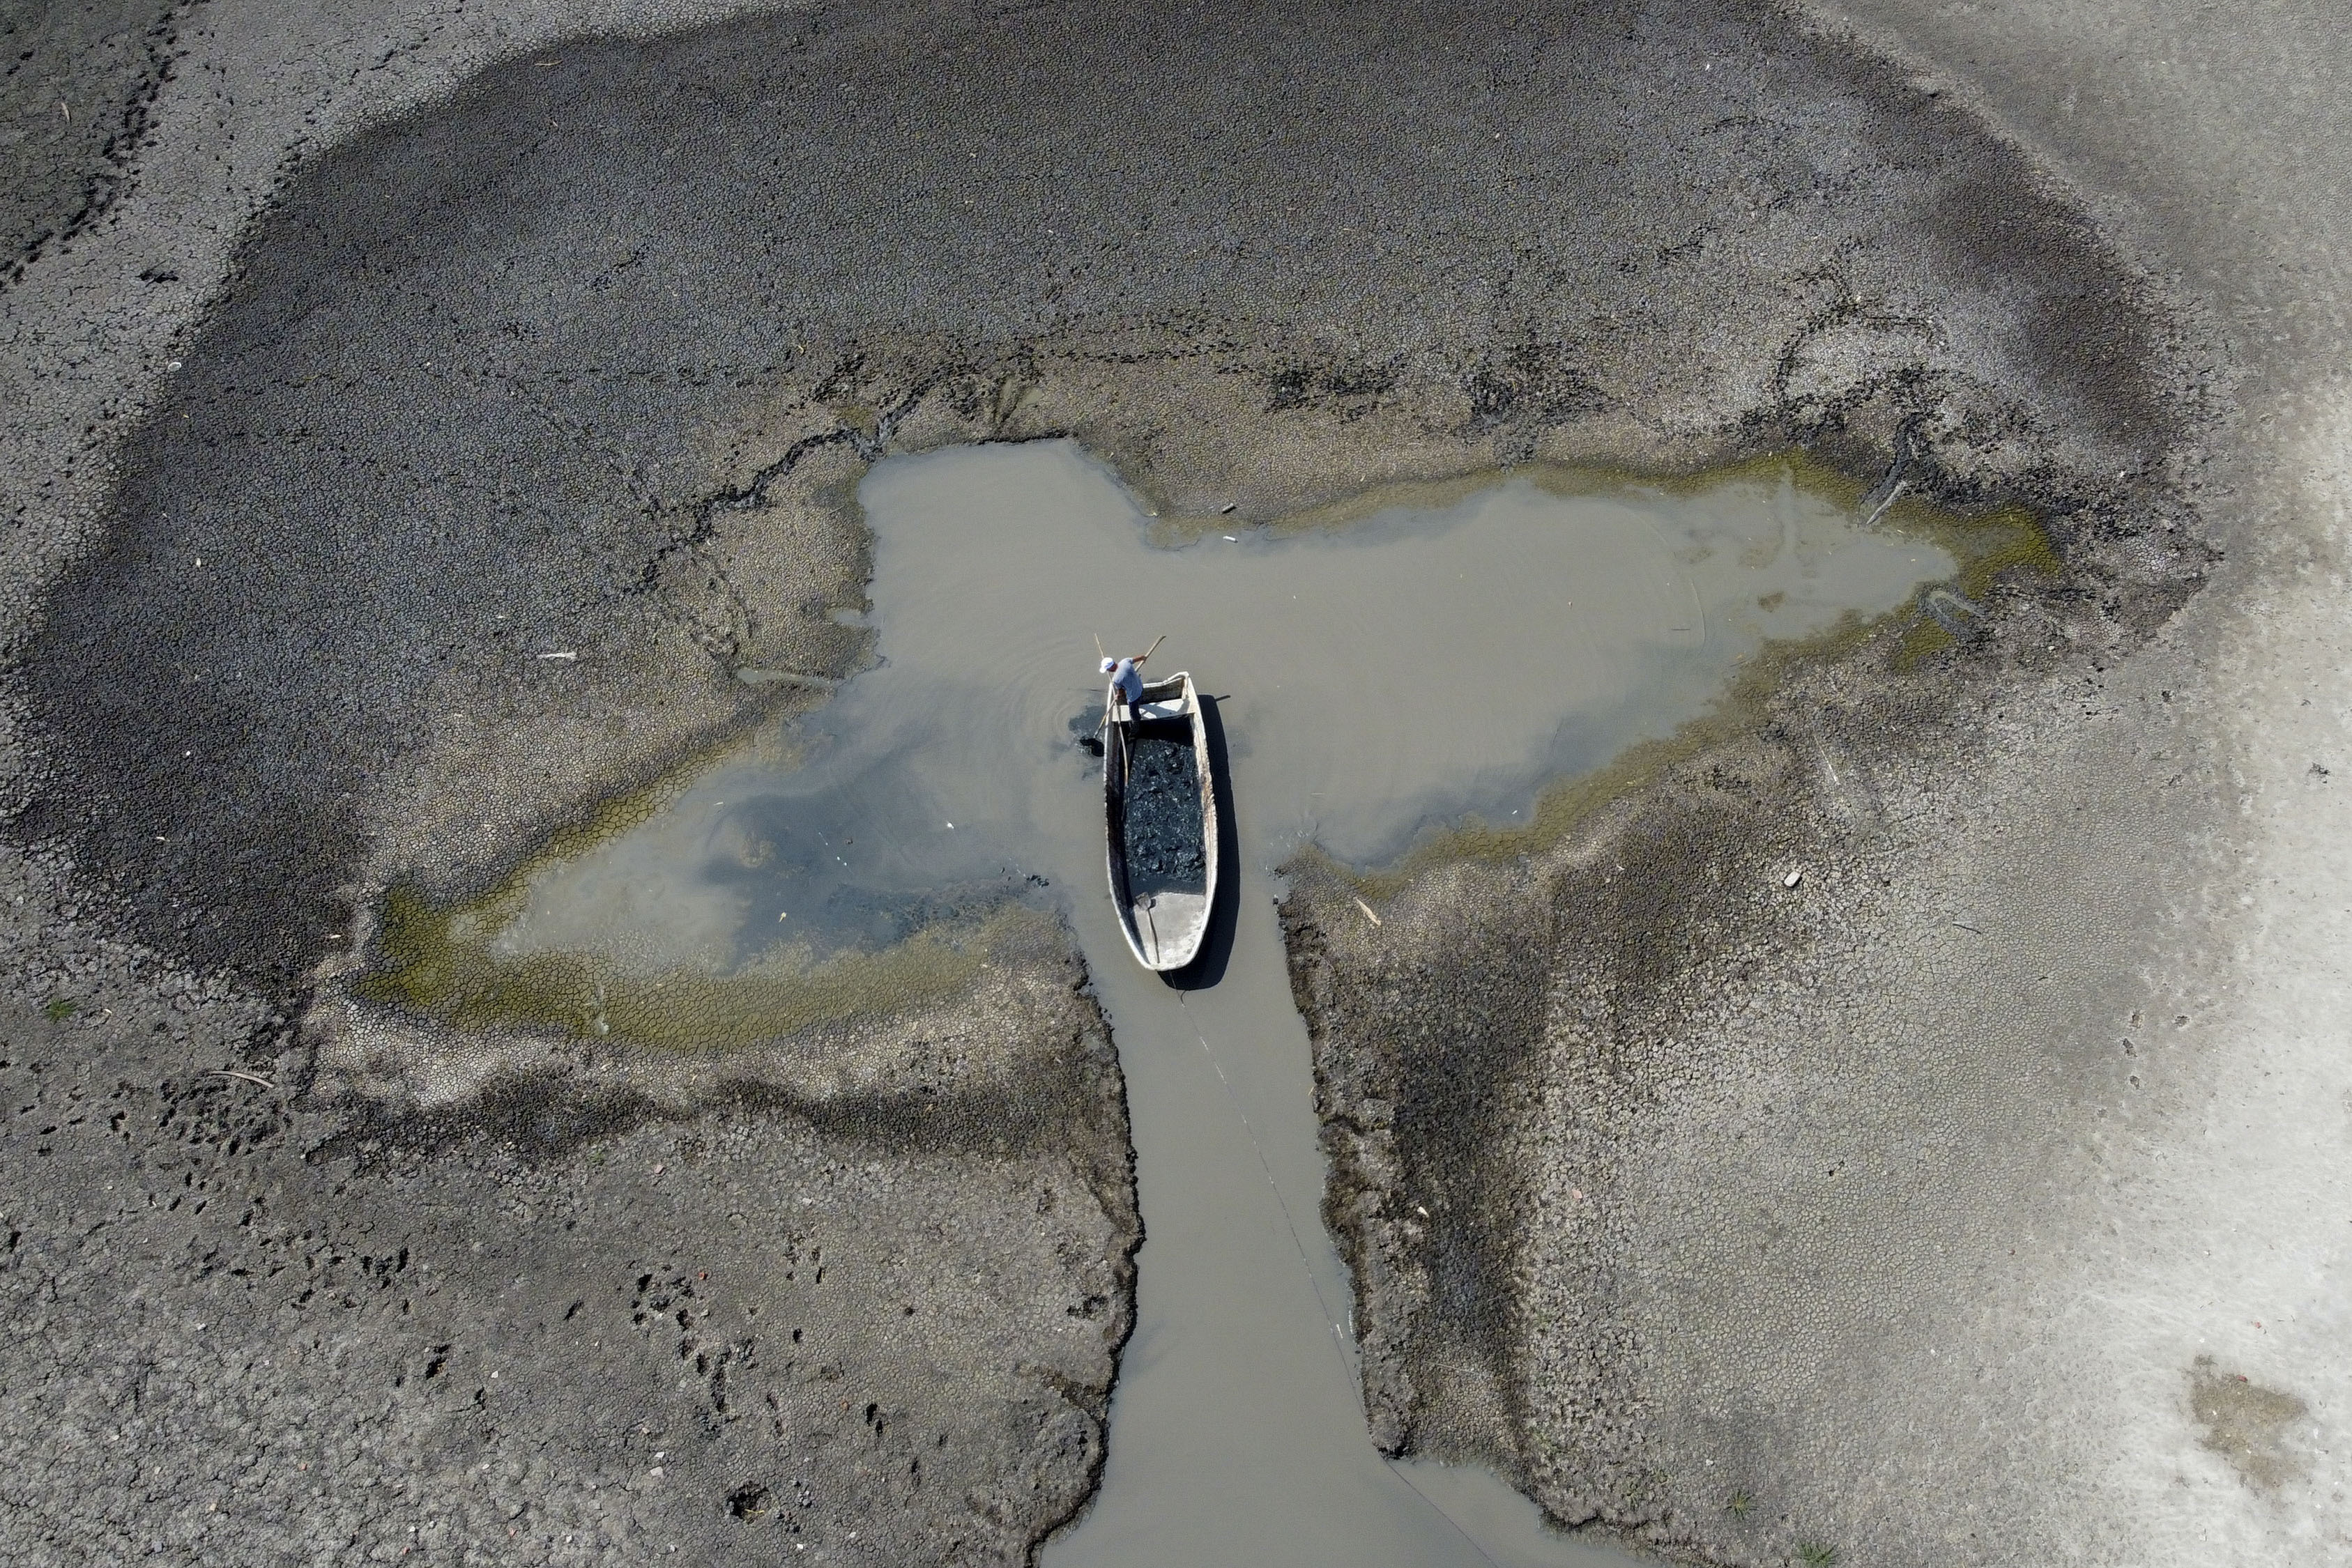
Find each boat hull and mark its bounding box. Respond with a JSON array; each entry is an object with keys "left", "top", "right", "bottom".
[{"left": 1103, "top": 671, "right": 1218, "bottom": 971}]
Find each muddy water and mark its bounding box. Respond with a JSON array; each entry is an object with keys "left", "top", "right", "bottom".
[{"left": 489, "top": 440, "right": 1953, "bottom": 1564}]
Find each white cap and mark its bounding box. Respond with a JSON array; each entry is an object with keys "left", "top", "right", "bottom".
[{"left": 1100, "top": 657, "right": 1118, "bottom": 673}]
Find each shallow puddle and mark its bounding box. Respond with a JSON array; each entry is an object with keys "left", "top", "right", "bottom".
[
  {"left": 390, "top": 440, "right": 1962, "bottom": 1565},
  {"left": 493, "top": 443, "right": 1948, "bottom": 967}
]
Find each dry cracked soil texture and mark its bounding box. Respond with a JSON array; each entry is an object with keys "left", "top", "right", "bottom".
[{"left": 0, "top": 0, "right": 2345, "bottom": 1565}]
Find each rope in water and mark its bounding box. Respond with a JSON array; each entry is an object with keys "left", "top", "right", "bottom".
[{"left": 1173, "top": 991, "right": 1511, "bottom": 1568}]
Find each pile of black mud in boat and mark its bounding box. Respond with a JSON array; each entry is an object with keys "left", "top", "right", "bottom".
[{"left": 1121, "top": 728, "right": 1206, "bottom": 894}]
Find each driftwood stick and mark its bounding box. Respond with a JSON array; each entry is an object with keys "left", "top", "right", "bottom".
[{"left": 1862, "top": 477, "right": 1909, "bottom": 530}]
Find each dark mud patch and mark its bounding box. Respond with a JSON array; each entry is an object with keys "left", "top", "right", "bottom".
[
  {"left": 1286, "top": 867, "right": 1552, "bottom": 1458},
  {"left": 2188, "top": 1357, "right": 2310, "bottom": 1492},
  {"left": 310, "top": 1024, "right": 1131, "bottom": 1174}
]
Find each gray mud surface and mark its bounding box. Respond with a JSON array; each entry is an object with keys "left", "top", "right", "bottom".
[
  {"left": 0, "top": 0, "right": 181, "bottom": 285},
  {"left": 0, "top": 955, "right": 1133, "bottom": 1565},
  {"left": 0, "top": 0, "right": 2337, "bottom": 1564}
]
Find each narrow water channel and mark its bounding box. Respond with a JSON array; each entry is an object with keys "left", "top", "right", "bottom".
[{"left": 485, "top": 440, "right": 1953, "bottom": 1565}]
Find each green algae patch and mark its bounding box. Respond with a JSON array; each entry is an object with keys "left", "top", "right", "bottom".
[
  {"left": 1924, "top": 499, "right": 2059, "bottom": 594},
  {"left": 1334, "top": 613, "right": 1878, "bottom": 901},
  {"left": 360, "top": 739, "right": 738, "bottom": 965},
  {"left": 1152, "top": 448, "right": 2049, "bottom": 575},
  {"left": 360, "top": 886, "right": 1033, "bottom": 1049},
  {"left": 1890, "top": 498, "right": 2060, "bottom": 666},
  {"left": 355, "top": 738, "right": 1028, "bottom": 1049},
  {"left": 1580, "top": 449, "right": 2061, "bottom": 605},
  {"left": 530, "top": 765, "right": 701, "bottom": 874}
]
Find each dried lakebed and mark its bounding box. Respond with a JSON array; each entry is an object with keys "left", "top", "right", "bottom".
[
  {"left": 1, "top": 0, "right": 2298, "bottom": 1561},
  {"left": 358, "top": 438, "right": 1987, "bottom": 1564}
]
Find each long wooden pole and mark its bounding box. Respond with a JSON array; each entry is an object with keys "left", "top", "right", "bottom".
[{"left": 1093, "top": 633, "right": 1113, "bottom": 741}]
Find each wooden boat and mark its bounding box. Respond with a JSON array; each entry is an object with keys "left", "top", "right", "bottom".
[{"left": 1103, "top": 671, "right": 1219, "bottom": 971}]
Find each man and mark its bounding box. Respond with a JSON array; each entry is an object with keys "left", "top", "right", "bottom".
[{"left": 1100, "top": 650, "right": 1147, "bottom": 712}]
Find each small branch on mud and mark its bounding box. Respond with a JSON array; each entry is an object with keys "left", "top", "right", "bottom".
[{"left": 1863, "top": 478, "right": 1909, "bottom": 530}]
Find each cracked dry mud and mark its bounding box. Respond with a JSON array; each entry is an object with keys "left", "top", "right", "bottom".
[{"left": 0, "top": 1, "right": 2344, "bottom": 1566}]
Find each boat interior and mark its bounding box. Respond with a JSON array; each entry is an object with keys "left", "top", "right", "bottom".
[{"left": 1109, "top": 675, "right": 1213, "bottom": 970}]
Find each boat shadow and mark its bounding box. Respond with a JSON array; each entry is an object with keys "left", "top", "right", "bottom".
[{"left": 1161, "top": 693, "right": 1239, "bottom": 992}]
